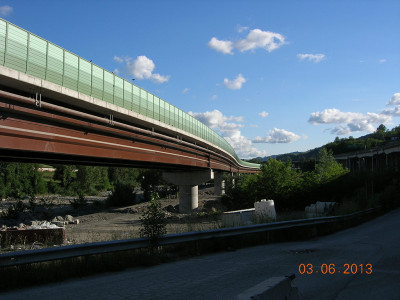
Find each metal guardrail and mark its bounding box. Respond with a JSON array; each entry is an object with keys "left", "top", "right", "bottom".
[{"left": 0, "top": 208, "right": 375, "bottom": 267}]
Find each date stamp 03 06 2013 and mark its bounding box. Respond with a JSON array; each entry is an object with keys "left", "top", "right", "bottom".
[{"left": 298, "top": 263, "right": 373, "bottom": 275}]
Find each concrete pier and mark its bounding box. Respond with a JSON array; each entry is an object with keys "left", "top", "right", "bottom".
[
  {"left": 163, "top": 169, "right": 214, "bottom": 213},
  {"left": 213, "top": 171, "right": 225, "bottom": 196}
]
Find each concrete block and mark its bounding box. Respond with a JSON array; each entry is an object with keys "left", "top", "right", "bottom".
[
  {"left": 237, "top": 276, "right": 299, "bottom": 300},
  {"left": 255, "top": 199, "right": 276, "bottom": 221},
  {"left": 305, "top": 201, "right": 336, "bottom": 218},
  {"left": 222, "top": 208, "right": 255, "bottom": 227}
]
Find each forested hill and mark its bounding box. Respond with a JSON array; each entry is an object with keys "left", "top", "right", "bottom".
[{"left": 248, "top": 124, "right": 400, "bottom": 165}]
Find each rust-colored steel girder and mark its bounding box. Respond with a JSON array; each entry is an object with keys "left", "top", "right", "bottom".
[{"left": 0, "top": 90, "right": 257, "bottom": 173}]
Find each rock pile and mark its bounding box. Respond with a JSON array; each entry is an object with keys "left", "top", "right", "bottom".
[{"left": 50, "top": 215, "right": 80, "bottom": 226}]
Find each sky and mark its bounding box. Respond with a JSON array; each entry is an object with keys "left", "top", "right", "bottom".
[{"left": 1, "top": 0, "right": 399, "bottom": 158}]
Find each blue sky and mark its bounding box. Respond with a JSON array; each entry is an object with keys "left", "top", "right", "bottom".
[{"left": 1, "top": 0, "right": 399, "bottom": 158}]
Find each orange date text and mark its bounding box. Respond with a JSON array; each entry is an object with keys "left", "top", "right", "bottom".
[{"left": 298, "top": 263, "right": 373, "bottom": 275}]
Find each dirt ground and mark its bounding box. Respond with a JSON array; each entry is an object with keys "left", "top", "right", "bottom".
[
  {"left": 0, "top": 187, "right": 225, "bottom": 247},
  {"left": 67, "top": 188, "right": 224, "bottom": 244}
]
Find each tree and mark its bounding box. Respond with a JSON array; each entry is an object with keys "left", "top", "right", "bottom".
[
  {"left": 108, "top": 167, "right": 139, "bottom": 188},
  {"left": 256, "top": 159, "right": 303, "bottom": 201},
  {"left": 377, "top": 124, "right": 387, "bottom": 133},
  {"left": 75, "top": 166, "right": 110, "bottom": 195},
  {"left": 315, "top": 148, "right": 349, "bottom": 183},
  {"left": 226, "top": 159, "right": 305, "bottom": 211},
  {"left": 375, "top": 124, "right": 388, "bottom": 140},
  {"left": 0, "top": 163, "right": 46, "bottom": 198},
  {"left": 54, "top": 165, "right": 76, "bottom": 193},
  {"left": 138, "top": 169, "right": 164, "bottom": 202},
  {"left": 221, "top": 173, "right": 255, "bottom": 210}
]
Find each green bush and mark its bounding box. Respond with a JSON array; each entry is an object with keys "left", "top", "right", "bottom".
[
  {"left": 0, "top": 163, "right": 47, "bottom": 198},
  {"left": 70, "top": 193, "right": 88, "bottom": 209},
  {"left": 139, "top": 193, "right": 167, "bottom": 249}
]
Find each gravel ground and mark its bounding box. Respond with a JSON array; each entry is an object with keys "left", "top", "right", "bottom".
[{"left": 1, "top": 187, "right": 225, "bottom": 247}]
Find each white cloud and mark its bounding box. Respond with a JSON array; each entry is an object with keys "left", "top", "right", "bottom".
[
  {"left": 189, "top": 109, "right": 266, "bottom": 158},
  {"left": 309, "top": 109, "right": 362, "bottom": 124},
  {"left": 309, "top": 108, "right": 392, "bottom": 135},
  {"left": 189, "top": 109, "right": 243, "bottom": 132},
  {"left": 237, "top": 25, "right": 249, "bottom": 33},
  {"left": 382, "top": 106, "right": 400, "bottom": 116},
  {"left": 113, "top": 56, "right": 124, "bottom": 63},
  {"left": 386, "top": 93, "right": 400, "bottom": 106},
  {"left": 0, "top": 5, "right": 12, "bottom": 16},
  {"left": 208, "top": 28, "right": 286, "bottom": 55},
  {"left": 235, "top": 29, "right": 286, "bottom": 53},
  {"left": 253, "top": 128, "right": 301, "bottom": 144},
  {"left": 208, "top": 37, "right": 234, "bottom": 55},
  {"left": 224, "top": 74, "right": 246, "bottom": 90},
  {"left": 259, "top": 111, "right": 269, "bottom": 118},
  {"left": 182, "top": 88, "right": 189, "bottom": 94},
  {"left": 210, "top": 94, "right": 218, "bottom": 100},
  {"left": 122, "top": 55, "right": 169, "bottom": 83},
  {"left": 113, "top": 68, "right": 119, "bottom": 75},
  {"left": 150, "top": 72, "right": 170, "bottom": 83},
  {"left": 129, "top": 56, "right": 155, "bottom": 80},
  {"left": 379, "top": 59, "right": 387, "bottom": 63},
  {"left": 297, "top": 53, "right": 325, "bottom": 63},
  {"left": 225, "top": 134, "right": 267, "bottom": 159}
]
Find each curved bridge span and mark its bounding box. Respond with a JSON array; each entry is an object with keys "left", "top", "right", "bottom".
[
  {"left": 0, "top": 88, "right": 255, "bottom": 173},
  {"left": 0, "top": 18, "right": 259, "bottom": 212},
  {"left": 0, "top": 17, "right": 259, "bottom": 173}
]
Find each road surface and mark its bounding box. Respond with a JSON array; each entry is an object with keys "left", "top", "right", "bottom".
[{"left": 2, "top": 208, "right": 400, "bottom": 299}]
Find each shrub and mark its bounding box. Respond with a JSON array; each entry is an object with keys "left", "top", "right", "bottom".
[
  {"left": 70, "top": 192, "right": 88, "bottom": 209},
  {"left": 139, "top": 193, "right": 167, "bottom": 249}
]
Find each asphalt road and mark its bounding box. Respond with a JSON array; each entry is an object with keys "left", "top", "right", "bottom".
[{"left": 2, "top": 208, "right": 400, "bottom": 300}]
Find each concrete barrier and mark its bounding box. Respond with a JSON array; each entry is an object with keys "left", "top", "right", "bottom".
[
  {"left": 223, "top": 199, "right": 277, "bottom": 227},
  {"left": 305, "top": 201, "right": 337, "bottom": 218},
  {"left": 255, "top": 199, "right": 276, "bottom": 221},
  {"left": 222, "top": 208, "right": 255, "bottom": 227},
  {"left": 237, "top": 274, "right": 299, "bottom": 300}
]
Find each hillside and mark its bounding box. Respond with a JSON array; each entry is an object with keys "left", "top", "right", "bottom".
[{"left": 248, "top": 123, "right": 400, "bottom": 165}]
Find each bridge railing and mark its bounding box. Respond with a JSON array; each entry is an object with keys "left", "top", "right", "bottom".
[{"left": 0, "top": 18, "right": 259, "bottom": 170}]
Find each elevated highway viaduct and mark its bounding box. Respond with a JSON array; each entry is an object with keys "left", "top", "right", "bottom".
[{"left": 0, "top": 18, "right": 259, "bottom": 213}]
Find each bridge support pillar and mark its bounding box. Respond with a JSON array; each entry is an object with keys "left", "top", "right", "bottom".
[
  {"left": 163, "top": 170, "right": 214, "bottom": 213},
  {"left": 179, "top": 185, "right": 198, "bottom": 213},
  {"left": 214, "top": 172, "right": 225, "bottom": 196}
]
